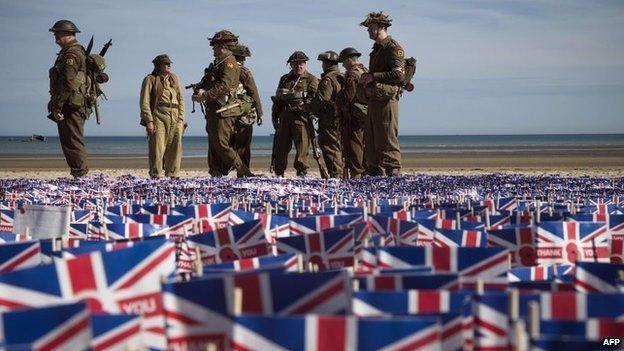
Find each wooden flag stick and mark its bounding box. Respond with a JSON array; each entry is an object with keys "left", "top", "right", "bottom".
[
  {"left": 233, "top": 287, "right": 243, "bottom": 316},
  {"left": 195, "top": 246, "right": 203, "bottom": 277},
  {"left": 509, "top": 288, "right": 519, "bottom": 321},
  {"left": 476, "top": 279, "right": 484, "bottom": 295},
  {"left": 528, "top": 301, "right": 540, "bottom": 339}
]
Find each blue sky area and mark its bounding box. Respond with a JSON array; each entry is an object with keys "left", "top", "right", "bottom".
[{"left": 0, "top": 0, "right": 623, "bottom": 136}]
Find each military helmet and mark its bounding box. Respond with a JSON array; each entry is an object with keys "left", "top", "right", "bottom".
[
  {"left": 287, "top": 51, "right": 309, "bottom": 63},
  {"left": 209, "top": 30, "right": 239, "bottom": 46},
  {"left": 152, "top": 54, "right": 172, "bottom": 66},
  {"left": 360, "top": 11, "right": 392, "bottom": 28},
  {"left": 49, "top": 19, "right": 80, "bottom": 33},
  {"left": 317, "top": 51, "right": 339, "bottom": 63},
  {"left": 338, "top": 47, "right": 362, "bottom": 62},
  {"left": 231, "top": 44, "right": 251, "bottom": 58}
]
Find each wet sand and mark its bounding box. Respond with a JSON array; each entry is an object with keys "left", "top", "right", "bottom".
[{"left": 1, "top": 149, "right": 623, "bottom": 179}]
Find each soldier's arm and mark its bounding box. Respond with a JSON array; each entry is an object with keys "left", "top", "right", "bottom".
[
  {"left": 50, "top": 52, "right": 80, "bottom": 112},
  {"left": 271, "top": 76, "right": 288, "bottom": 126},
  {"left": 307, "top": 76, "right": 332, "bottom": 114},
  {"left": 344, "top": 72, "right": 360, "bottom": 103},
  {"left": 201, "top": 58, "right": 239, "bottom": 102},
  {"left": 174, "top": 74, "right": 185, "bottom": 121},
  {"left": 372, "top": 45, "right": 405, "bottom": 85},
  {"left": 139, "top": 76, "right": 154, "bottom": 124},
  {"left": 242, "top": 70, "right": 263, "bottom": 116}
]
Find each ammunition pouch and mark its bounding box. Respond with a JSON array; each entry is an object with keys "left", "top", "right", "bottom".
[
  {"left": 219, "top": 85, "right": 254, "bottom": 118},
  {"left": 365, "top": 82, "right": 400, "bottom": 102},
  {"left": 67, "top": 71, "right": 89, "bottom": 109}
]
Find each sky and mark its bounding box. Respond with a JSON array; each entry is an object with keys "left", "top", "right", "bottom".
[{"left": 0, "top": 0, "right": 623, "bottom": 136}]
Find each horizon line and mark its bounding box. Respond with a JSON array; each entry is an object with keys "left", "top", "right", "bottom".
[{"left": 3, "top": 133, "right": 624, "bottom": 138}]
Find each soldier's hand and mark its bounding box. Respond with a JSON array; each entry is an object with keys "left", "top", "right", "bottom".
[
  {"left": 361, "top": 74, "right": 374, "bottom": 85},
  {"left": 52, "top": 110, "right": 64, "bottom": 122},
  {"left": 192, "top": 89, "right": 206, "bottom": 102},
  {"left": 257, "top": 115, "right": 263, "bottom": 126},
  {"left": 146, "top": 121, "right": 156, "bottom": 135}
]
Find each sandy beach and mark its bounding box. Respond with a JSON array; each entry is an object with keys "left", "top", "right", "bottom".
[{"left": 1, "top": 150, "right": 623, "bottom": 179}]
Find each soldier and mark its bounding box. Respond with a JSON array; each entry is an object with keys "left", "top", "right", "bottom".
[
  {"left": 230, "top": 44, "right": 263, "bottom": 169},
  {"left": 271, "top": 51, "right": 319, "bottom": 177},
  {"left": 192, "top": 30, "right": 254, "bottom": 178},
  {"left": 48, "top": 20, "right": 90, "bottom": 178},
  {"left": 307, "top": 51, "right": 344, "bottom": 178},
  {"left": 139, "top": 54, "right": 185, "bottom": 178},
  {"left": 360, "top": 12, "right": 405, "bottom": 176},
  {"left": 337, "top": 47, "right": 368, "bottom": 179}
]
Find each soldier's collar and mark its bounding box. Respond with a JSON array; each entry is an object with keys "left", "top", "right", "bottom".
[
  {"left": 322, "top": 65, "right": 340, "bottom": 75},
  {"left": 60, "top": 39, "right": 80, "bottom": 51},
  {"left": 378, "top": 35, "right": 392, "bottom": 47}
]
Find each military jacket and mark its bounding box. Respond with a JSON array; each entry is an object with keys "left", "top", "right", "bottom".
[
  {"left": 341, "top": 63, "right": 368, "bottom": 106},
  {"left": 308, "top": 65, "right": 342, "bottom": 118},
  {"left": 49, "top": 40, "right": 87, "bottom": 112},
  {"left": 200, "top": 52, "right": 241, "bottom": 106},
  {"left": 369, "top": 36, "right": 405, "bottom": 86},
  {"left": 272, "top": 71, "right": 318, "bottom": 124},
  {"left": 240, "top": 65, "right": 263, "bottom": 116}
]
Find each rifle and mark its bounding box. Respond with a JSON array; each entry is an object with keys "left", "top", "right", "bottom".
[
  {"left": 91, "top": 38, "right": 112, "bottom": 125},
  {"left": 184, "top": 83, "right": 202, "bottom": 114},
  {"left": 307, "top": 114, "right": 330, "bottom": 179},
  {"left": 185, "top": 64, "right": 213, "bottom": 115}
]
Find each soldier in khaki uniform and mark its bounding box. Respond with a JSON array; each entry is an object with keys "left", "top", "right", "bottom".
[
  {"left": 139, "top": 54, "right": 185, "bottom": 178},
  {"left": 337, "top": 47, "right": 368, "bottom": 179},
  {"left": 271, "top": 51, "right": 319, "bottom": 177},
  {"left": 48, "top": 20, "right": 90, "bottom": 178},
  {"left": 360, "top": 12, "right": 405, "bottom": 176},
  {"left": 231, "top": 44, "right": 263, "bottom": 169},
  {"left": 192, "top": 30, "right": 254, "bottom": 178},
  {"left": 308, "top": 51, "right": 344, "bottom": 178}
]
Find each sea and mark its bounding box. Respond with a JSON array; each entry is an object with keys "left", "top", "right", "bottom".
[{"left": 1, "top": 134, "right": 623, "bottom": 157}]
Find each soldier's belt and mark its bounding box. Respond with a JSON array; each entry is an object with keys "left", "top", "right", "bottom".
[{"left": 157, "top": 102, "right": 179, "bottom": 108}]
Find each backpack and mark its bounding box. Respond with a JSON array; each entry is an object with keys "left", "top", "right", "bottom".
[{"left": 402, "top": 57, "right": 417, "bottom": 92}]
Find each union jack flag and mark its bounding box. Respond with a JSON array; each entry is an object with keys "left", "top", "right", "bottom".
[
  {"left": 609, "top": 214, "right": 624, "bottom": 236},
  {"left": 103, "top": 222, "right": 170, "bottom": 240},
  {"left": 353, "top": 290, "right": 469, "bottom": 316},
  {"left": 203, "top": 253, "right": 299, "bottom": 273},
  {"left": 355, "top": 273, "right": 459, "bottom": 291},
  {"left": 611, "top": 237, "right": 624, "bottom": 263},
  {"left": 69, "top": 222, "right": 90, "bottom": 239},
  {"left": 231, "top": 315, "right": 441, "bottom": 351},
  {"left": 0, "top": 209, "right": 14, "bottom": 232},
  {"left": 177, "top": 203, "right": 231, "bottom": 224},
  {"left": 472, "top": 292, "right": 509, "bottom": 351},
  {"left": 229, "top": 210, "right": 290, "bottom": 240},
  {"left": 369, "top": 215, "right": 428, "bottom": 246},
  {"left": 539, "top": 292, "right": 624, "bottom": 320},
  {"left": 540, "top": 319, "right": 624, "bottom": 340},
  {"left": 276, "top": 228, "right": 355, "bottom": 270},
  {"left": 70, "top": 209, "right": 93, "bottom": 223},
  {"left": 162, "top": 277, "right": 233, "bottom": 351},
  {"left": 91, "top": 313, "right": 144, "bottom": 351},
  {"left": 574, "top": 261, "right": 624, "bottom": 293},
  {"left": 376, "top": 247, "right": 509, "bottom": 278},
  {"left": 433, "top": 228, "right": 487, "bottom": 247},
  {"left": 0, "top": 232, "right": 31, "bottom": 243},
  {"left": 289, "top": 214, "right": 363, "bottom": 235},
  {"left": 0, "top": 240, "right": 41, "bottom": 274},
  {"left": 0, "top": 239, "right": 176, "bottom": 350},
  {"left": 0, "top": 302, "right": 91, "bottom": 351},
  {"left": 231, "top": 270, "right": 351, "bottom": 315},
  {"left": 536, "top": 221, "right": 610, "bottom": 265},
  {"left": 487, "top": 226, "right": 536, "bottom": 267},
  {"left": 507, "top": 264, "right": 573, "bottom": 282},
  {"left": 125, "top": 214, "right": 193, "bottom": 235},
  {"left": 186, "top": 219, "right": 269, "bottom": 265}
]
